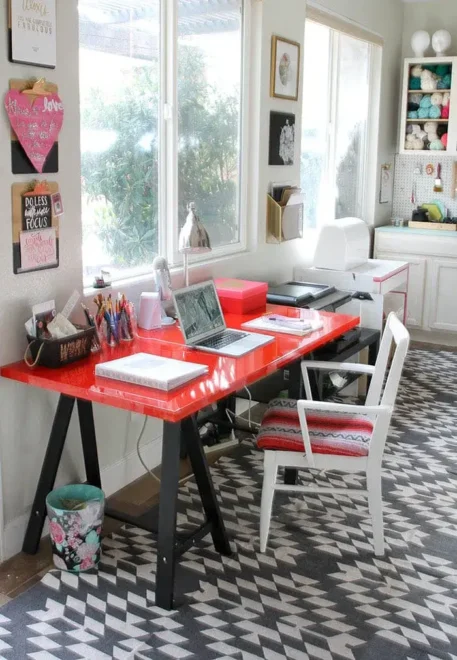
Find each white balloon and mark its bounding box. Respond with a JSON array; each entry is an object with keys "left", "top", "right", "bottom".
[
  {"left": 432, "top": 30, "right": 452, "bottom": 57},
  {"left": 411, "top": 30, "right": 431, "bottom": 57}
]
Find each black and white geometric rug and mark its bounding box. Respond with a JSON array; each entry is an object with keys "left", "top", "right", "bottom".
[{"left": 1, "top": 348, "right": 457, "bottom": 659}]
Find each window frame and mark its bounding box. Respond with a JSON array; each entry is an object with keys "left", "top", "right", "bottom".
[
  {"left": 80, "top": 0, "right": 249, "bottom": 287},
  {"left": 302, "top": 16, "right": 381, "bottom": 228}
]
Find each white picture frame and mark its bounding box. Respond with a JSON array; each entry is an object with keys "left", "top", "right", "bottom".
[
  {"left": 270, "top": 35, "right": 301, "bottom": 101},
  {"left": 9, "top": 0, "right": 56, "bottom": 68}
]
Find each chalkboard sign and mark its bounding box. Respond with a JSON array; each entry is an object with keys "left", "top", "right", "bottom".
[{"left": 22, "top": 192, "right": 52, "bottom": 231}]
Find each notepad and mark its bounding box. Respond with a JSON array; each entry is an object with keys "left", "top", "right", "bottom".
[
  {"left": 95, "top": 353, "right": 209, "bottom": 391},
  {"left": 242, "top": 315, "right": 323, "bottom": 337}
]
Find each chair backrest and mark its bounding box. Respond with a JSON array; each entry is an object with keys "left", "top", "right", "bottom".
[{"left": 366, "top": 313, "right": 410, "bottom": 409}]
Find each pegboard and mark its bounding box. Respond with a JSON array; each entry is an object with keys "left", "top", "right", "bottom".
[{"left": 393, "top": 155, "right": 457, "bottom": 220}]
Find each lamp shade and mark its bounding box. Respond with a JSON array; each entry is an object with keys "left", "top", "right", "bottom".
[{"left": 179, "top": 203, "right": 211, "bottom": 255}]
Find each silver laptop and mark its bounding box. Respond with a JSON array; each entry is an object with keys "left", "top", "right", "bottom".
[{"left": 173, "top": 280, "right": 274, "bottom": 357}]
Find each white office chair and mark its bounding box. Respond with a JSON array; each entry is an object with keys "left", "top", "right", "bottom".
[{"left": 257, "top": 312, "right": 410, "bottom": 556}]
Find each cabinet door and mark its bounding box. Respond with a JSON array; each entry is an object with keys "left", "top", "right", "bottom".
[
  {"left": 376, "top": 252, "right": 427, "bottom": 328},
  {"left": 427, "top": 258, "right": 457, "bottom": 331}
]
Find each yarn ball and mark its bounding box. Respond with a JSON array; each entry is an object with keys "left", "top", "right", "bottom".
[
  {"left": 429, "top": 105, "right": 442, "bottom": 119},
  {"left": 430, "top": 139, "right": 445, "bottom": 150},
  {"left": 436, "top": 64, "right": 451, "bottom": 77},
  {"left": 410, "top": 93, "right": 423, "bottom": 105},
  {"left": 442, "top": 104, "right": 450, "bottom": 119},
  {"left": 408, "top": 110, "right": 419, "bottom": 119},
  {"left": 424, "top": 121, "right": 437, "bottom": 133},
  {"left": 421, "top": 70, "right": 439, "bottom": 91},
  {"left": 437, "top": 124, "right": 448, "bottom": 138},
  {"left": 431, "top": 92, "right": 443, "bottom": 106},
  {"left": 409, "top": 77, "right": 422, "bottom": 90},
  {"left": 423, "top": 64, "right": 437, "bottom": 72},
  {"left": 442, "top": 73, "right": 452, "bottom": 88},
  {"left": 406, "top": 125, "right": 413, "bottom": 134},
  {"left": 417, "top": 130, "right": 427, "bottom": 140},
  {"left": 408, "top": 102, "right": 420, "bottom": 112},
  {"left": 411, "top": 65, "right": 423, "bottom": 78},
  {"left": 420, "top": 95, "right": 432, "bottom": 108},
  {"left": 441, "top": 133, "right": 448, "bottom": 148},
  {"left": 427, "top": 133, "right": 438, "bottom": 143},
  {"left": 405, "top": 138, "right": 414, "bottom": 150},
  {"left": 443, "top": 92, "right": 451, "bottom": 106},
  {"left": 418, "top": 107, "right": 429, "bottom": 119},
  {"left": 410, "top": 124, "right": 422, "bottom": 135}
]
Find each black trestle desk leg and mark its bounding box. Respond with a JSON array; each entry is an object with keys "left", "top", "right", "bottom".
[
  {"left": 22, "top": 395, "right": 75, "bottom": 555},
  {"left": 156, "top": 421, "right": 183, "bottom": 611},
  {"left": 184, "top": 416, "right": 232, "bottom": 556},
  {"left": 78, "top": 399, "right": 102, "bottom": 489}
]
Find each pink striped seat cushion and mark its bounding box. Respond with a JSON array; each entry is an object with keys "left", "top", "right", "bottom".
[{"left": 257, "top": 398, "right": 372, "bottom": 457}]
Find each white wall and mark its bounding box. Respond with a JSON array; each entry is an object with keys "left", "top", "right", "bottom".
[
  {"left": 402, "top": 0, "right": 457, "bottom": 58},
  {"left": 0, "top": 0, "right": 403, "bottom": 559}
]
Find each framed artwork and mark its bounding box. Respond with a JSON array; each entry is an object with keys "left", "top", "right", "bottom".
[
  {"left": 269, "top": 111, "right": 295, "bottom": 166},
  {"left": 270, "top": 35, "right": 300, "bottom": 101},
  {"left": 8, "top": 0, "right": 56, "bottom": 68}
]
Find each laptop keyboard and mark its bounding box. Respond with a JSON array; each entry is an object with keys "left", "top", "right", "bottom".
[{"left": 198, "top": 330, "right": 248, "bottom": 350}]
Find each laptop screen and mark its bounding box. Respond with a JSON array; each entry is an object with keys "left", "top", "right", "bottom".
[{"left": 174, "top": 281, "right": 225, "bottom": 343}]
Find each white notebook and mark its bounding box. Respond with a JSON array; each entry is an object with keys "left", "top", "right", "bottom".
[
  {"left": 242, "top": 315, "right": 323, "bottom": 337},
  {"left": 95, "top": 353, "right": 209, "bottom": 391}
]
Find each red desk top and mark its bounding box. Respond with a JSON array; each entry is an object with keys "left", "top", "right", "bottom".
[{"left": 1, "top": 306, "right": 359, "bottom": 423}]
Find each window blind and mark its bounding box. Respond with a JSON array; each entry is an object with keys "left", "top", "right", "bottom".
[{"left": 306, "top": 5, "right": 384, "bottom": 47}]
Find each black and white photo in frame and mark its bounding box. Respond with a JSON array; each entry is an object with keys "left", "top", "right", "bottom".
[
  {"left": 9, "top": 0, "right": 56, "bottom": 68},
  {"left": 270, "top": 35, "right": 300, "bottom": 101},
  {"left": 269, "top": 111, "right": 295, "bottom": 166}
]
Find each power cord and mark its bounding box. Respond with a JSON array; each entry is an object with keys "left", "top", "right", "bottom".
[{"left": 135, "top": 416, "right": 193, "bottom": 486}]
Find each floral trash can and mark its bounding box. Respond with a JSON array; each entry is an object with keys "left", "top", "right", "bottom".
[{"left": 46, "top": 484, "right": 105, "bottom": 572}]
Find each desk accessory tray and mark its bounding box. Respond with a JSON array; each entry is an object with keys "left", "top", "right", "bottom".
[
  {"left": 267, "top": 281, "right": 336, "bottom": 307},
  {"left": 25, "top": 325, "right": 96, "bottom": 368}
]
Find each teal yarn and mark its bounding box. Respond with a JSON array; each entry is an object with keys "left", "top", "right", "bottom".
[
  {"left": 420, "top": 95, "right": 432, "bottom": 109},
  {"left": 436, "top": 64, "right": 451, "bottom": 77},
  {"left": 409, "top": 77, "right": 421, "bottom": 90},
  {"left": 423, "top": 65, "right": 437, "bottom": 73},
  {"left": 408, "top": 111, "right": 419, "bottom": 119},
  {"left": 429, "top": 105, "right": 441, "bottom": 119},
  {"left": 418, "top": 108, "right": 429, "bottom": 119},
  {"left": 442, "top": 73, "right": 452, "bottom": 88},
  {"left": 430, "top": 139, "right": 445, "bottom": 150}
]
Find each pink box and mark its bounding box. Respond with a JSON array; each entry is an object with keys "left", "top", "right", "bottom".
[{"left": 215, "top": 278, "right": 268, "bottom": 315}]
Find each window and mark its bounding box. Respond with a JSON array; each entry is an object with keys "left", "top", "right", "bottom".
[
  {"left": 300, "top": 17, "right": 381, "bottom": 228},
  {"left": 79, "top": 0, "right": 244, "bottom": 285}
]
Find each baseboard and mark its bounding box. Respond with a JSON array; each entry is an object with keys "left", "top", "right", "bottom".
[
  {"left": 2, "top": 436, "right": 163, "bottom": 561},
  {"left": 410, "top": 329, "right": 457, "bottom": 347}
]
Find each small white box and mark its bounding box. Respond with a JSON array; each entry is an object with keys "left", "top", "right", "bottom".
[{"left": 138, "top": 292, "right": 162, "bottom": 330}]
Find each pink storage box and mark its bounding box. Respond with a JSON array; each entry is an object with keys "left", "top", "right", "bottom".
[{"left": 215, "top": 278, "right": 268, "bottom": 315}]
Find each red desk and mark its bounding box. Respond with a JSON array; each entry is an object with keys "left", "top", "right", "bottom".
[{"left": 1, "top": 306, "right": 358, "bottom": 609}]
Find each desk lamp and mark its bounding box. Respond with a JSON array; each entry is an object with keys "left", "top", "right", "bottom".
[{"left": 178, "top": 203, "right": 211, "bottom": 286}]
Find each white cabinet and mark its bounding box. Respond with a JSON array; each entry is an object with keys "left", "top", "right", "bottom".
[
  {"left": 374, "top": 228, "right": 457, "bottom": 338},
  {"left": 376, "top": 252, "right": 427, "bottom": 328},
  {"left": 428, "top": 259, "right": 457, "bottom": 331}
]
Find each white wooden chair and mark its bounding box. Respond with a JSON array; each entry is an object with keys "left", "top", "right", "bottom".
[{"left": 257, "top": 312, "right": 410, "bottom": 556}]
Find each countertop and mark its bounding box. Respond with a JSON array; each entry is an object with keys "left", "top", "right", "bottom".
[{"left": 376, "top": 225, "right": 457, "bottom": 238}]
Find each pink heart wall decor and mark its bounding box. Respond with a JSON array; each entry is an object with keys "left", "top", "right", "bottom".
[{"left": 4, "top": 90, "right": 64, "bottom": 173}]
